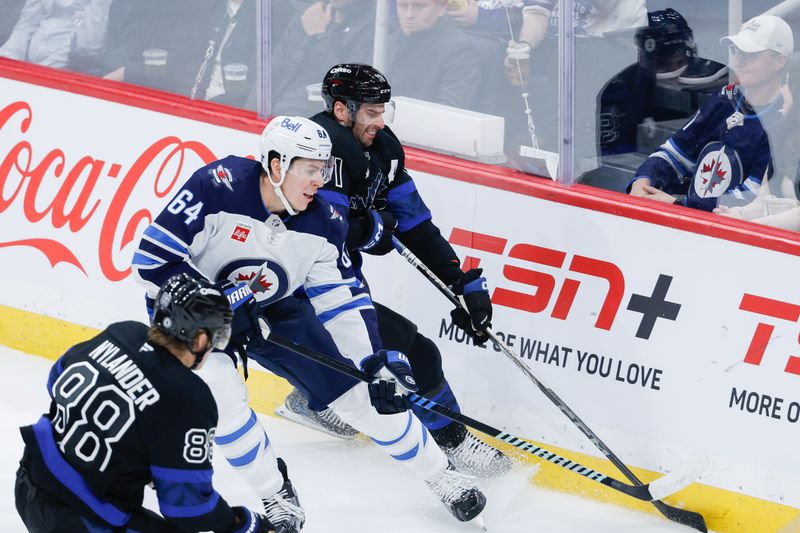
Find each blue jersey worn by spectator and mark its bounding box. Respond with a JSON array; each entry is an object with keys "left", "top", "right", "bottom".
[{"left": 632, "top": 83, "right": 783, "bottom": 211}]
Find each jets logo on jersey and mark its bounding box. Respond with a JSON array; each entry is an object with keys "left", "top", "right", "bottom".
[
  {"left": 231, "top": 223, "right": 252, "bottom": 243},
  {"left": 212, "top": 165, "right": 234, "bottom": 191},
  {"left": 693, "top": 143, "right": 741, "bottom": 198},
  {"left": 329, "top": 205, "right": 343, "bottom": 222},
  {"left": 219, "top": 259, "right": 290, "bottom": 305}
]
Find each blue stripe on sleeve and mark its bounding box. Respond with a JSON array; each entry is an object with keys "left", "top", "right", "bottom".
[
  {"left": 143, "top": 225, "right": 189, "bottom": 256},
  {"left": 386, "top": 180, "right": 416, "bottom": 201},
  {"left": 150, "top": 466, "right": 213, "bottom": 484},
  {"left": 305, "top": 279, "right": 361, "bottom": 299},
  {"left": 215, "top": 409, "right": 258, "bottom": 445},
  {"left": 386, "top": 183, "right": 432, "bottom": 232},
  {"left": 131, "top": 252, "right": 162, "bottom": 267},
  {"left": 159, "top": 492, "right": 221, "bottom": 519},
  {"left": 396, "top": 212, "right": 432, "bottom": 233},
  {"left": 31, "top": 417, "right": 131, "bottom": 526},
  {"left": 317, "top": 295, "right": 373, "bottom": 324}
]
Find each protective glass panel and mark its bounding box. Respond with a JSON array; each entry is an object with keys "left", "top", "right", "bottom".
[
  {"left": 0, "top": 0, "right": 267, "bottom": 111},
  {"left": 266, "top": 0, "right": 561, "bottom": 177},
  {"left": 575, "top": 0, "right": 800, "bottom": 233}
]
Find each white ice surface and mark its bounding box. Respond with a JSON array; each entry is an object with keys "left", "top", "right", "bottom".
[{"left": 0, "top": 345, "right": 706, "bottom": 532}]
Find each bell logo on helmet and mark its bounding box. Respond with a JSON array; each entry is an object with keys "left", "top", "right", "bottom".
[{"left": 279, "top": 117, "right": 302, "bottom": 132}]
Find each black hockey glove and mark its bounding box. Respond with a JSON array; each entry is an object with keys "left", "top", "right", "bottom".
[
  {"left": 357, "top": 209, "right": 397, "bottom": 256},
  {"left": 228, "top": 506, "right": 273, "bottom": 533},
  {"left": 215, "top": 280, "right": 271, "bottom": 346},
  {"left": 360, "top": 350, "right": 418, "bottom": 414},
  {"left": 450, "top": 268, "right": 492, "bottom": 346}
]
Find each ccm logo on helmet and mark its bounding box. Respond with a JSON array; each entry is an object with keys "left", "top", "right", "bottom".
[
  {"left": 280, "top": 117, "right": 302, "bottom": 132},
  {"left": 330, "top": 66, "right": 352, "bottom": 74}
]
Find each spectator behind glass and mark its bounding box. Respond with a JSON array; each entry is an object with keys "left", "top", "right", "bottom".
[
  {"left": 629, "top": 15, "right": 793, "bottom": 213},
  {"left": 103, "top": 0, "right": 257, "bottom": 109},
  {"left": 0, "top": 0, "right": 112, "bottom": 74},
  {"left": 446, "top": 0, "right": 523, "bottom": 39},
  {"left": 504, "top": 0, "right": 646, "bottom": 176},
  {"left": 714, "top": 58, "right": 800, "bottom": 230},
  {"left": 385, "top": 0, "right": 480, "bottom": 109},
  {"left": 272, "top": 0, "right": 375, "bottom": 116},
  {"left": 597, "top": 9, "right": 698, "bottom": 158}
]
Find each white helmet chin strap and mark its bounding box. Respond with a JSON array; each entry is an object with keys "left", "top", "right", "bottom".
[{"left": 267, "top": 156, "right": 298, "bottom": 216}]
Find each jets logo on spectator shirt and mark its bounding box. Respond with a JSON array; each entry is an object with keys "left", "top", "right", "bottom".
[
  {"left": 230, "top": 223, "right": 252, "bottom": 243},
  {"left": 693, "top": 143, "right": 740, "bottom": 198},
  {"left": 212, "top": 165, "right": 234, "bottom": 191},
  {"left": 329, "top": 205, "right": 343, "bottom": 222}
]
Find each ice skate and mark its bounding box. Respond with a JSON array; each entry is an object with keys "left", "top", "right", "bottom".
[
  {"left": 275, "top": 388, "right": 358, "bottom": 440},
  {"left": 426, "top": 463, "right": 487, "bottom": 523},
  {"left": 443, "top": 431, "right": 513, "bottom": 478},
  {"left": 262, "top": 458, "right": 305, "bottom": 533}
]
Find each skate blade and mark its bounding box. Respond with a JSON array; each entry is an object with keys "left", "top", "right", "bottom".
[{"left": 274, "top": 405, "right": 359, "bottom": 441}]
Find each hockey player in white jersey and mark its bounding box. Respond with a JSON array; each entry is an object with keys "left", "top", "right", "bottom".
[{"left": 132, "top": 116, "right": 487, "bottom": 527}]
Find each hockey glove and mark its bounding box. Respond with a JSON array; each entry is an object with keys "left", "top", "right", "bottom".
[
  {"left": 215, "top": 280, "right": 271, "bottom": 346},
  {"left": 229, "top": 506, "right": 273, "bottom": 533},
  {"left": 357, "top": 209, "right": 398, "bottom": 256},
  {"left": 450, "top": 268, "right": 492, "bottom": 345},
  {"left": 360, "top": 350, "right": 418, "bottom": 414}
]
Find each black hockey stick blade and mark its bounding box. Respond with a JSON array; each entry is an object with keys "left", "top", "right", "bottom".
[
  {"left": 654, "top": 501, "right": 708, "bottom": 532},
  {"left": 265, "top": 333, "right": 706, "bottom": 507}
]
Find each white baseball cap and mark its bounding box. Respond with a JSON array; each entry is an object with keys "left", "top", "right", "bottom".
[{"left": 720, "top": 15, "right": 794, "bottom": 56}]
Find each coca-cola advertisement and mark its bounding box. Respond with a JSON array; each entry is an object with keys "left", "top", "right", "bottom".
[{"left": 0, "top": 77, "right": 257, "bottom": 327}]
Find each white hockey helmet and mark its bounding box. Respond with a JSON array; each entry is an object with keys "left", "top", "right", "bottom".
[{"left": 259, "top": 116, "right": 334, "bottom": 215}]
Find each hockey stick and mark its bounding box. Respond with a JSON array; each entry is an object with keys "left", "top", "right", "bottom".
[
  {"left": 391, "top": 236, "right": 708, "bottom": 532},
  {"left": 265, "top": 332, "right": 705, "bottom": 504}
]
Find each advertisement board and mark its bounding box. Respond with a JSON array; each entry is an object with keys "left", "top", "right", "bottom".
[{"left": 2, "top": 73, "right": 799, "bottom": 517}]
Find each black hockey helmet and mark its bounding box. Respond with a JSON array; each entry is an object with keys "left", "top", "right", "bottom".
[
  {"left": 321, "top": 63, "right": 392, "bottom": 113},
  {"left": 635, "top": 9, "right": 695, "bottom": 75},
  {"left": 153, "top": 273, "right": 233, "bottom": 351}
]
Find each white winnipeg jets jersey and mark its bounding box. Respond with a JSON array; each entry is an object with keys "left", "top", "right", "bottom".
[{"left": 132, "top": 155, "right": 375, "bottom": 360}]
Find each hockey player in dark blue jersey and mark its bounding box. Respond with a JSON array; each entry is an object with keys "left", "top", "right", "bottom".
[
  {"left": 15, "top": 274, "right": 275, "bottom": 533},
  {"left": 272, "top": 63, "right": 512, "bottom": 478},
  {"left": 132, "top": 116, "right": 487, "bottom": 526},
  {"left": 629, "top": 15, "right": 793, "bottom": 212}
]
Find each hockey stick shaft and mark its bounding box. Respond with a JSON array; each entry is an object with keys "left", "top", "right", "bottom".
[
  {"left": 391, "top": 236, "right": 707, "bottom": 532},
  {"left": 266, "top": 332, "right": 698, "bottom": 503}
]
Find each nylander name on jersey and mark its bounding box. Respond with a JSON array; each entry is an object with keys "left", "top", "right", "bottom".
[
  {"left": 22, "top": 321, "right": 236, "bottom": 531},
  {"left": 635, "top": 84, "right": 783, "bottom": 211},
  {"left": 133, "top": 155, "right": 377, "bottom": 359},
  {"left": 84, "top": 339, "right": 160, "bottom": 411}
]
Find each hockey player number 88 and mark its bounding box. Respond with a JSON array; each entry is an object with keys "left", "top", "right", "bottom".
[{"left": 51, "top": 362, "right": 136, "bottom": 472}]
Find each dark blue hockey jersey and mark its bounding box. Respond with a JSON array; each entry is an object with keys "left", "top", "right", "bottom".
[
  {"left": 19, "top": 321, "right": 237, "bottom": 531},
  {"left": 633, "top": 84, "right": 784, "bottom": 212},
  {"left": 310, "top": 112, "right": 463, "bottom": 286}
]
